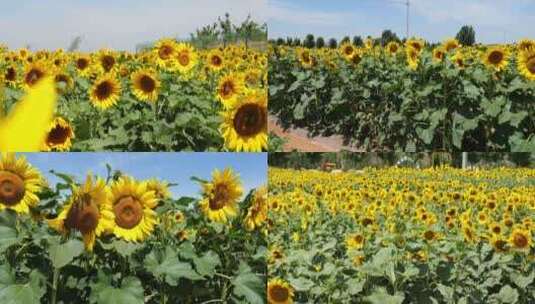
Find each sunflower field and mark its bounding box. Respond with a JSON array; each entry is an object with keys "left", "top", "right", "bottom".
[
  {"left": 0, "top": 153, "right": 267, "bottom": 303},
  {"left": 267, "top": 167, "right": 535, "bottom": 303},
  {"left": 0, "top": 40, "right": 267, "bottom": 152},
  {"left": 269, "top": 38, "right": 535, "bottom": 152}
]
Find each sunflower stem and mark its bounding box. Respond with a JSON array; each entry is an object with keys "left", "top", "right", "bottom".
[{"left": 50, "top": 268, "right": 59, "bottom": 304}]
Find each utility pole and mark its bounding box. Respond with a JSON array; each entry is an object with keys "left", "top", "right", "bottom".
[
  {"left": 389, "top": 0, "right": 410, "bottom": 39},
  {"left": 406, "top": 0, "right": 410, "bottom": 39}
]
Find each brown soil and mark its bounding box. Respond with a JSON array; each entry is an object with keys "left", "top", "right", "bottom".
[{"left": 269, "top": 115, "right": 362, "bottom": 152}]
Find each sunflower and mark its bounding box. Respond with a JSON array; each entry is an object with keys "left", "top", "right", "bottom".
[
  {"left": 145, "top": 178, "right": 171, "bottom": 200},
  {"left": 89, "top": 75, "right": 122, "bottom": 109},
  {"left": 206, "top": 49, "right": 225, "bottom": 71},
  {"left": 48, "top": 174, "right": 114, "bottom": 251},
  {"left": 443, "top": 38, "right": 460, "bottom": 52},
  {"left": 509, "top": 227, "right": 532, "bottom": 251},
  {"left": 217, "top": 73, "right": 244, "bottom": 108},
  {"left": 153, "top": 39, "right": 177, "bottom": 68},
  {"left": 406, "top": 47, "right": 420, "bottom": 70},
  {"left": 452, "top": 51, "right": 466, "bottom": 69},
  {"left": 490, "top": 235, "right": 508, "bottom": 253},
  {"left": 386, "top": 41, "right": 400, "bottom": 55},
  {"left": 22, "top": 61, "right": 48, "bottom": 90},
  {"left": 43, "top": 117, "right": 75, "bottom": 151},
  {"left": 267, "top": 278, "right": 294, "bottom": 304},
  {"left": 199, "top": 168, "right": 243, "bottom": 223},
  {"left": 346, "top": 233, "right": 365, "bottom": 249},
  {"left": 74, "top": 54, "right": 92, "bottom": 77},
  {"left": 97, "top": 50, "right": 117, "bottom": 74},
  {"left": 406, "top": 38, "right": 425, "bottom": 53},
  {"left": 109, "top": 176, "right": 158, "bottom": 242},
  {"left": 339, "top": 42, "right": 355, "bottom": 60},
  {"left": 0, "top": 153, "right": 44, "bottom": 214},
  {"left": 242, "top": 68, "right": 263, "bottom": 88},
  {"left": 517, "top": 46, "right": 535, "bottom": 81},
  {"left": 220, "top": 89, "right": 267, "bottom": 152},
  {"left": 517, "top": 39, "right": 535, "bottom": 52},
  {"left": 244, "top": 186, "right": 267, "bottom": 231},
  {"left": 54, "top": 72, "right": 74, "bottom": 94},
  {"left": 297, "top": 48, "right": 315, "bottom": 68},
  {"left": 483, "top": 47, "right": 509, "bottom": 71},
  {"left": 3, "top": 65, "right": 17, "bottom": 85},
  {"left": 0, "top": 78, "right": 57, "bottom": 152},
  {"left": 173, "top": 43, "right": 198, "bottom": 74},
  {"left": 131, "top": 69, "right": 160, "bottom": 102},
  {"left": 432, "top": 47, "right": 446, "bottom": 62}
]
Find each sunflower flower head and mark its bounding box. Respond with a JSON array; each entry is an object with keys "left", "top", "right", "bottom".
[{"left": 199, "top": 167, "right": 243, "bottom": 224}]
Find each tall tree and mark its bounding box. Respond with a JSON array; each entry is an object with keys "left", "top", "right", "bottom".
[{"left": 456, "top": 25, "right": 476, "bottom": 46}]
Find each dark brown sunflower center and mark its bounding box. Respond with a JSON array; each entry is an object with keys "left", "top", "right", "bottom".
[
  {"left": 220, "top": 81, "right": 235, "bottom": 97},
  {"left": 101, "top": 55, "right": 115, "bottom": 72},
  {"left": 411, "top": 43, "right": 422, "bottom": 52},
  {"left": 114, "top": 196, "right": 143, "bottom": 229},
  {"left": 488, "top": 51, "right": 503, "bottom": 64},
  {"left": 47, "top": 124, "right": 70, "bottom": 145},
  {"left": 5, "top": 68, "right": 16, "bottom": 81},
  {"left": 424, "top": 231, "right": 435, "bottom": 240},
  {"left": 494, "top": 239, "right": 507, "bottom": 251},
  {"left": 209, "top": 184, "right": 230, "bottom": 210},
  {"left": 233, "top": 103, "right": 266, "bottom": 137},
  {"left": 177, "top": 52, "right": 190, "bottom": 66},
  {"left": 55, "top": 74, "right": 69, "bottom": 86},
  {"left": 65, "top": 196, "right": 100, "bottom": 234},
  {"left": 54, "top": 59, "right": 61, "bottom": 66},
  {"left": 159, "top": 46, "right": 173, "bottom": 60},
  {"left": 344, "top": 46, "right": 353, "bottom": 55},
  {"left": 139, "top": 75, "right": 156, "bottom": 93},
  {"left": 25, "top": 68, "right": 44, "bottom": 86},
  {"left": 269, "top": 285, "right": 289, "bottom": 302},
  {"left": 76, "top": 58, "right": 89, "bottom": 70},
  {"left": 527, "top": 56, "right": 535, "bottom": 74},
  {"left": 95, "top": 81, "right": 113, "bottom": 100},
  {"left": 0, "top": 171, "right": 26, "bottom": 206},
  {"left": 513, "top": 233, "right": 528, "bottom": 248},
  {"left": 354, "top": 235, "right": 363, "bottom": 243},
  {"left": 211, "top": 55, "right": 222, "bottom": 66},
  {"left": 390, "top": 45, "right": 398, "bottom": 52}
]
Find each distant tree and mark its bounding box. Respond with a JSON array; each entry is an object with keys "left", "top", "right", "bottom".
[
  {"left": 304, "top": 34, "right": 315, "bottom": 48},
  {"left": 456, "top": 25, "right": 476, "bottom": 46},
  {"left": 276, "top": 38, "right": 285, "bottom": 46},
  {"left": 294, "top": 38, "right": 302, "bottom": 46},
  {"left": 218, "top": 13, "right": 235, "bottom": 47},
  {"left": 286, "top": 37, "right": 294, "bottom": 46},
  {"left": 341, "top": 36, "right": 351, "bottom": 44},
  {"left": 190, "top": 22, "right": 219, "bottom": 48},
  {"left": 328, "top": 38, "right": 338, "bottom": 49},
  {"left": 380, "top": 30, "right": 400, "bottom": 46},
  {"left": 316, "top": 37, "right": 325, "bottom": 48},
  {"left": 234, "top": 14, "right": 266, "bottom": 48},
  {"left": 67, "top": 36, "right": 83, "bottom": 52},
  {"left": 352, "top": 35, "right": 363, "bottom": 46}
]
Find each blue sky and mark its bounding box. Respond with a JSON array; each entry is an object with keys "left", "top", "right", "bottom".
[
  {"left": 0, "top": 0, "right": 267, "bottom": 51},
  {"left": 17, "top": 153, "right": 267, "bottom": 199},
  {"left": 268, "top": 0, "right": 535, "bottom": 44}
]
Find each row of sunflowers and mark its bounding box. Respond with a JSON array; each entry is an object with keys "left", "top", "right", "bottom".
[
  {"left": 267, "top": 167, "right": 535, "bottom": 303},
  {"left": 0, "top": 153, "right": 267, "bottom": 303},
  {"left": 0, "top": 39, "right": 268, "bottom": 152},
  {"left": 269, "top": 38, "right": 535, "bottom": 151}
]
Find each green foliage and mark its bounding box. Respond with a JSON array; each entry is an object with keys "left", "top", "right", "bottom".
[{"left": 269, "top": 46, "right": 535, "bottom": 152}]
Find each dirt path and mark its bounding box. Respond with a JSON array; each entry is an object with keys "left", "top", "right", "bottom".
[{"left": 269, "top": 115, "right": 362, "bottom": 152}]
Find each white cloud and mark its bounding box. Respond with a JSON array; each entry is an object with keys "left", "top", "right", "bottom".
[{"left": 0, "top": 0, "right": 267, "bottom": 51}]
